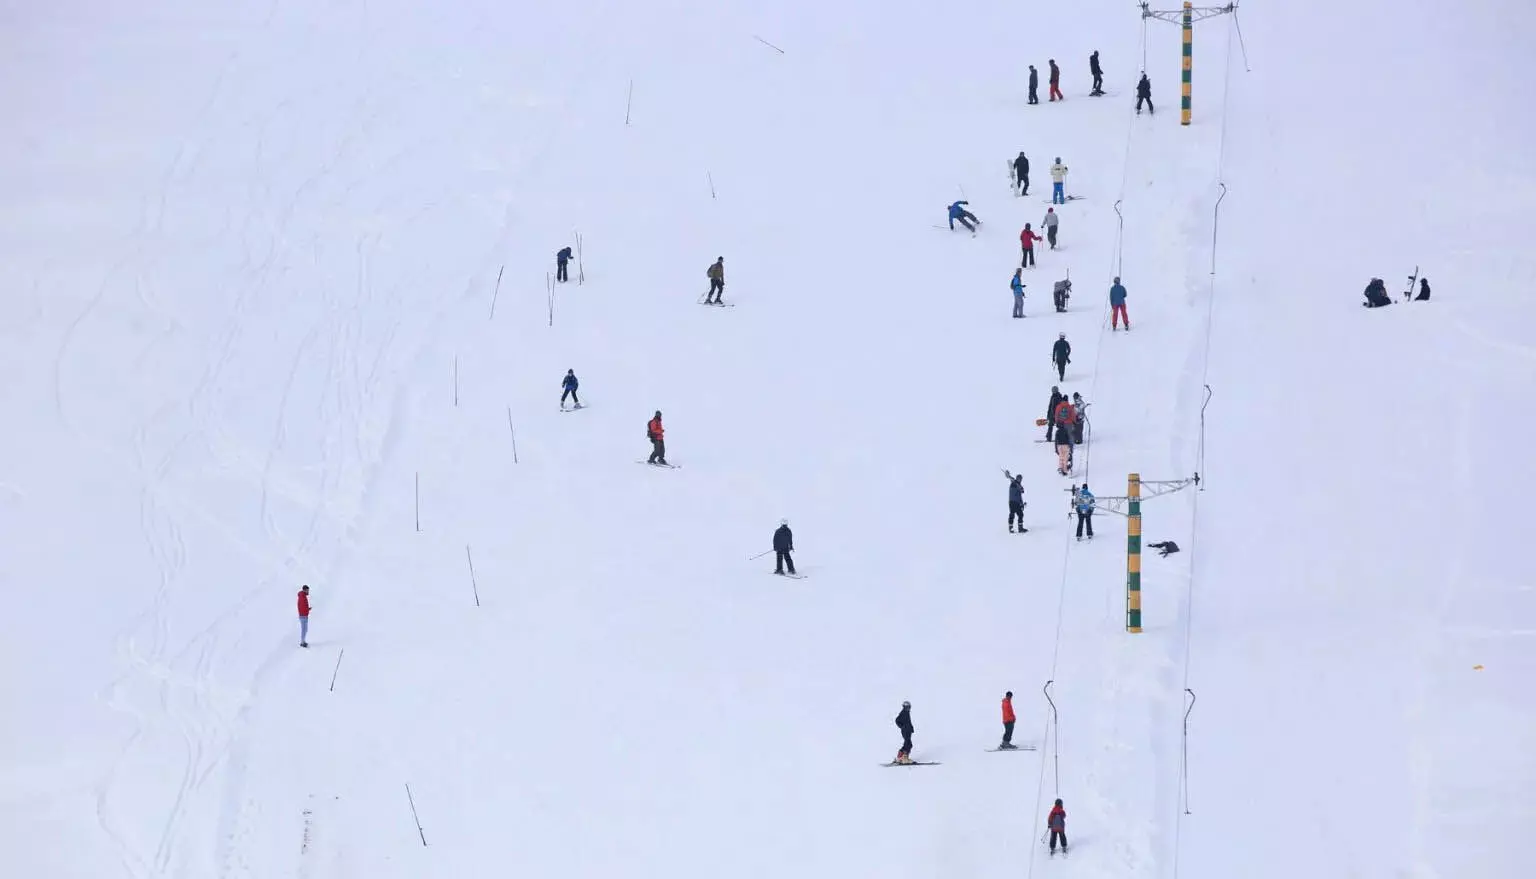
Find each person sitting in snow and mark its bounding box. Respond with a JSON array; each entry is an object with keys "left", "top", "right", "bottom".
[{"left": 1363, "top": 277, "right": 1392, "bottom": 308}]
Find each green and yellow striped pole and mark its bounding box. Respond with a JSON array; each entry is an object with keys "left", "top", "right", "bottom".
[
  {"left": 1126, "top": 472, "right": 1144, "bottom": 632},
  {"left": 1180, "top": 2, "right": 1193, "bottom": 126}
]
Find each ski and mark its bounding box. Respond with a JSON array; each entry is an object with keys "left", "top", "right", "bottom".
[
  {"left": 771, "top": 572, "right": 808, "bottom": 579},
  {"left": 699, "top": 302, "right": 736, "bottom": 307},
  {"left": 881, "top": 761, "right": 941, "bottom": 767},
  {"left": 1042, "top": 195, "right": 1086, "bottom": 203},
  {"left": 558, "top": 405, "right": 586, "bottom": 413},
  {"left": 986, "top": 746, "right": 1039, "bottom": 752},
  {"left": 636, "top": 460, "right": 681, "bottom": 469}
]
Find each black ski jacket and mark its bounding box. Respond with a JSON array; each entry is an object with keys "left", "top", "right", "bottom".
[
  {"left": 1137, "top": 76, "right": 1152, "bottom": 99},
  {"left": 1047, "top": 389, "right": 1064, "bottom": 422},
  {"left": 1029, "top": 68, "right": 1039, "bottom": 89},
  {"left": 773, "top": 525, "right": 794, "bottom": 552},
  {"left": 1052, "top": 339, "right": 1072, "bottom": 363},
  {"left": 1090, "top": 53, "right": 1102, "bottom": 76},
  {"left": 1014, "top": 154, "right": 1030, "bottom": 177},
  {"left": 895, "top": 707, "right": 914, "bottom": 734}
]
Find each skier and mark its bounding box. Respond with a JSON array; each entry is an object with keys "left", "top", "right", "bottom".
[
  {"left": 1020, "top": 223, "right": 1042, "bottom": 268},
  {"left": 1075, "top": 484, "right": 1096, "bottom": 540},
  {"left": 1048, "top": 59, "right": 1064, "bottom": 101},
  {"left": 1001, "top": 691, "right": 1018, "bottom": 748},
  {"left": 1011, "top": 268, "right": 1027, "bottom": 318},
  {"left": 560, "top": 369, "right": 581, "bottom": 409},
  {"left": 1053, "top": 277, "right": 1072, "bottom": 313},
  {"left": 556, "top": 246, "right": 573, "bottom": 283},
  {"left": 772, "top": 518, "right": 796, "bottom": 576},
  {"left": 1136, "top": 73, "right": 1154, "bottom": 115},
  {"left": 1048, "top": 799, "right": 1069, "bottom": 854},
  {"left": 895, "top": 701, "right": 916, "bottom": 764},
  {"left": 1052, "top": 332, "right": 1071, "bottom": 381},
  {"left": 296, "top": 584, "right": 312, "bottom": 648},
  {"left": 1049, "top": 158, "right": 1069, "bottom": 205},
  {"left": 1415, "top": 277, "right": 1432, "bottom": 301},
  {"left": 1363, "top": 278, "right": 1391, "bottom": 308},
  {"left": 646, "top": 410, "right": 668, "bottom": 465},
  {"left": 1005, "top": 470, "right": 1028, "bottom": 533},
  {"left": 1044, "top": 386, "right": 1064, "bottom": 442},
  {"left": 1089, "top": 51, "right": 1105, "bottom": 96},
  {"left": 1028, "top": 65, "right": 1040, "bottom": 104},
  {"left": 1013, "top": 151, "right": 1031, "bottom": 196},
  {"left": 948, "top": 200, "right": 979, "bottom": 233},
  {"left": 1110, "top": 276, "right": 1130, "bottom": 330},
  {"left": 1071, "top": 392, "right": 1088, "bottom": 444},
  {"left": 1149, "top": 540, "right": 1181, "bottom": 557},
  {"left": 1042, "top": 208, "right": 1060, "bottom": 250},
  {"left": 705, "top": 257, "right": 726, "bottom": 304}
]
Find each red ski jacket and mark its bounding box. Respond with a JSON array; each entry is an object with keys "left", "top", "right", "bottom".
[{"left": 297, "top": 590, "right": 311, "bottom": 617}]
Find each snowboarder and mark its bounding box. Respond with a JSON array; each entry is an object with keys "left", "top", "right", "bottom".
[
  {"left": 1054, "top": 419, "right": 1075, "bottom": 476},
  {"left": 1089, "top": 51, "right": 1104, "bottom": 96},
  {"left": 1049, "top": 158, "right": 1069, "bottom": 205},
  {"left": 1048, "top": 59, "right": 1064, "bottom": 101},
  {"left": 296, "top": 585, "right": 312, "bottom": 648},
  {"left": 1075, "top": 484, "right": 1095, "bottom": 540},
  {"left": 1045, "top": 386, "right": 1064, "bottom": 441},
  {"left": 646, "top": 410, "right": 668, "bottom": 465},
  {"left": 1048, "top": 799, "right": 1069, "bottom": 854},
  {"left": 1042, "top": 208, "right": 1060, "bottom": 249},
  {"left": 1071, "top": 393, "right": 1088, "bottom": 444},
  {"left": 1013, "top": 151, "right": 1031, "bottom": 196},
  {"left": 1001, "top": 691, "right": 1018, "bottom": 748},
  {"left": 1028, "top": 65, "right": 1040, "bottom": 104},
  {"left": 948, "top": 200, "right": 979, "bottom": 233},
  {"left": 1415, "top": 277, "right": 1432, "bottom": 301},
  {"left": 556, "top": 246, "right": 573, "bottom": 283},
  {"left": 895, "top": 701, "right": 916, "bottom": 764},
  {"left": 1011, "top": 268, "right": 1027, "bottom": 318},
  {"left": 1136, "top": 73, "right": 1154, "bottom": 115},
  {"left": 1005, "top": 470, "right": 1028, "bottom": 533},
  {"left": 1052, "top": 332, "right": 1071, "bottom": 381},
  {"left": 1020, "top": 224, "right": 1042, "bottom": 267},
  {"left": 1363, "top": 278, "right": 1391, "bottom": 308},
  {"left": 1110, "top": 276, "right": 1130, "bottom": 330},
  {"left": 772, "top": 519, "right": 796, "bottom": 575},
  {"left": 1149, "top": 540, "right": 1181, "bottom": 557},
  {"left": 560, "top": 369, "right": 581, "bottom": 409},
  {"left": 705, "top": 257, "right": 726, "bottom": 304},
  {"left": 1053, "top": 278, "right": 1072, "bottom": 313}
]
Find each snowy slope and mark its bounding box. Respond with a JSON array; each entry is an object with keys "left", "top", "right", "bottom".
[{"left": 1, "top": 0, "right": 1528, "bottom": 877}]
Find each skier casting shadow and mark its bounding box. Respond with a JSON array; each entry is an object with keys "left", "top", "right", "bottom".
[
  {"left": 772, "top": 519, "right": 796, "bottom": 575},
  {"left": 894, "top": 701, "right": 915, "bottom": 764}
]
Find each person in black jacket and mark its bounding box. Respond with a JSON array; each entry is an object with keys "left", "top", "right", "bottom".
[
  {"left": 772, "top": 519, "right": 796, "bottom": 575},
  {"left": 1363, "top": 278, "right": 1391, "bottom": 308},
  {"left": 1052, "top": 333, "right": 1072, "bottom": 381},
  {"left": 1414, "top": 277, "right": 1431, "bottom": 301},
  {"left": 1045, "top": 386, "right": 1064, "bottom": 441},
  {"left": 1136, "top": 73, "right": 1154, "bottom": 115},
  {"left": 1089, "top": 51, "right": 1104, "bottom": 96},
  {"left": 1013, "top": 151, "right": 1031, "bottom": 196},
  {"left": 556, "top": 246, "right": 573, "bottom": 283},
  {"left": 1028, "top": 65, "right": 1040, "bottom": 105},
  {"left": 894, "top": 701, "right": 915, "bottom": 763},
  {"left": 1005, "top": 471, "right": 1028, "bottom": 533}
]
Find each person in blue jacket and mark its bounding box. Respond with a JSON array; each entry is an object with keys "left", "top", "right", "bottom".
[
  {"left": 560, "top": 369, "right": 580, "bottom": 409},
  {"left": 1109, "top": 276, "right": 1130, "bottom": 330},
  {"left": 556, "top": 246, "right": 573, "bottom": 283},
  {"left": 1074, "top": 483, "right": 1095, "bottom": 540},
  {"left": 948, "top": 200, "right": 979, "bottom": 233},
  {"left": 1011, "top": 268, "right": 1027, "bottom": 318}
]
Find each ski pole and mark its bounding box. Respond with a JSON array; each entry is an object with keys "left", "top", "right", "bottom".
[{"left": 747, "top": 549, "right": 773, "bottom": 560}]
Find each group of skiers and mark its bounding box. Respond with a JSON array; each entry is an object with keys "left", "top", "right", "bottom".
[
  {"left": 1025, "top": 50, "right": 1153, "bottom": 120},
  {"left": 892, "top": 697, "right": 1070, "bottom": 854}
]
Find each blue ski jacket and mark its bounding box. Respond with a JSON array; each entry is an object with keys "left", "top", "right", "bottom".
[
  {"left": 562, "top": 372, "right": 579, "bottom": 390},
  {"left": 1011, "top": 274, "right": 1025, "bottom": 297},
  {"left": 1109, "top": 283, "right": 1127, "bottom": 306},
  {"left": 1076, "top": 489, "right": 1096, "bottom": 515},
  {"left": 556, "top": 247, "right": 572, "bottom": 265},
  {"left": 947, "top": 200, "right": 970, "bottom": 220}
]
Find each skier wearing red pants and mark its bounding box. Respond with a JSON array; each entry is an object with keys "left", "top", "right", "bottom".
[{"left": 1110, "top": 277, "right": 1131, "bottom": 330}]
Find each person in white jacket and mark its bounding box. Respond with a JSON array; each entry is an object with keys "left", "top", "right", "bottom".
[{"left": 1049, "top": 159, "right": 1069, "bottom": 204}]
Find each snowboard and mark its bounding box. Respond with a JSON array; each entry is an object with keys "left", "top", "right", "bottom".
[
  {"left": 636, "top": 460, "right": 682, "bottom": 469},
  {"left": 882, "top": 761, "right": 941, "bottom": 767},
  {"left": 1403, "top": 265, "right": 1419, "bottom": 301}
]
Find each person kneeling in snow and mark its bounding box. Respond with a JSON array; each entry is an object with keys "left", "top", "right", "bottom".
[{"left": 1363, "top": 278, "right": 1392, "bottom": 308}]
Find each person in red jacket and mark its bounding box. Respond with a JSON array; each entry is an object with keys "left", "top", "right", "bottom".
[
  {"left": 1020, "top": 224, "right": 1042, "bottom": 268},
  {"left": 1048, "top": 59, "right": 1064, "bottom": 101},
  {"left": 646, "top": 411, "right": 667, "bottom": 466},
  {"left": 1000, "top": 691, "right": 1018, "bottom": 749},
  {"left": 1047, "top": 798, "right": 1068, "bottom": 854},
  {"left": 297, "top": 585, "right": 312, "bottom": 648}
]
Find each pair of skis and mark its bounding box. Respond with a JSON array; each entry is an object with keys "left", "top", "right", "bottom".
[{"left": 884, "top": 744, "right": 1038, "bottom": 766}]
